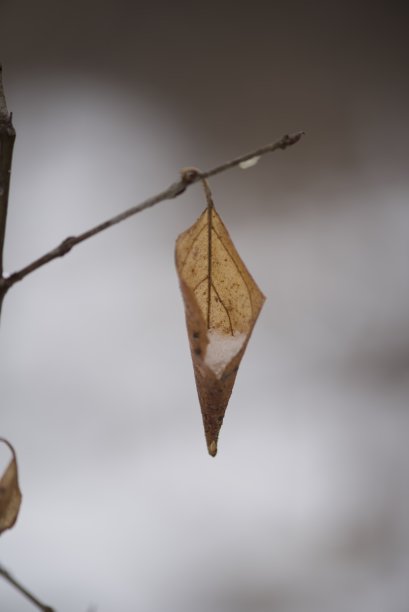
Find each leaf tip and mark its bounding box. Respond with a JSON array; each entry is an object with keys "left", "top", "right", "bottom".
[{"left": 208, "top": 440, "right": 218, "bottom": 457}]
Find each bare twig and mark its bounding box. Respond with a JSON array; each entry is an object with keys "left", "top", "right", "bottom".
[
  {"left": 0, "top": 563, "right": 55, "bottom": 611},
  {"left": 0, "top": 131, "right": 304, "bottom": 295},
  {"left": 0, "top": 65, "right": 16, "bottom": 314}
]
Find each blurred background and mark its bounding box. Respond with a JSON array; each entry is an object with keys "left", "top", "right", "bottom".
[{"left": 1, "top": 1, "right": 409, "bottom": 611}]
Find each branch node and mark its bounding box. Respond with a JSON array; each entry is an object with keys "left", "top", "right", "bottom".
[
  {"left": 279, "top": 131, "right": 305, "bottom": 149},
  {"left": 180, "top": 167, "right": 201, "bottom": 185},
  {"left": 59, "top": 236, "right": 76, "bottom": 255}
]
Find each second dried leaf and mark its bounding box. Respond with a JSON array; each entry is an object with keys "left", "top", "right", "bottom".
[{"left": 0, "top": 439, "right": 22, "bottom": 535}]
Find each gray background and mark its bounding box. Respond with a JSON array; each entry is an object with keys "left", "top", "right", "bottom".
[{"left": 1, "top": 1, "right": 409, "bottom": 611}]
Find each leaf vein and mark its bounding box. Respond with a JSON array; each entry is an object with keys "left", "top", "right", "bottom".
[
  {"left": 180, "top": 223, "right": 207, "bottom": 271},
  {"left": 211, "top": 282, "right": 234, "bottom": 335},
  {"left": 211, "top": 226, "right": 254, "bottom": 317}
]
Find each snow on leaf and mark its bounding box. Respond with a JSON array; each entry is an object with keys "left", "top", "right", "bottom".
[
  {"left": 175, "top": 180, "right": 265, "bottom": 456},
  {"left": 205, "top": 329, "right": 247, "bottom": 379},
  {"left": 0, "top": 439, "right": 22, "bottom": 535}
]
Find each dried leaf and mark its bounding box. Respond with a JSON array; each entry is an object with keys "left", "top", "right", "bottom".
[
  {"left": 0, "top": 439, "right": 22, "bottom": 535},
  {"left": 175, "top": 181, "right": 265, "bottom": 456}
]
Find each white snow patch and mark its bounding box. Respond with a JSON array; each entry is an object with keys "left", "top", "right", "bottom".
[
  {"left": 205, "top": 329, "right": 247, "bottom": 378},
  {"left": 239, "top": 155, "right": 260, "bottom": 169}
]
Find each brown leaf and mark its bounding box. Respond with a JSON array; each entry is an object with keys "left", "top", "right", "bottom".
[
  {"left": 175, "top": 180, "right": 265, "bottom": 456},
  {"left": 0, "top": 439, "right": 22, "bottom": 535}
]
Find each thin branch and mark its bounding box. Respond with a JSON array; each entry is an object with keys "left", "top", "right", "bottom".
[
  {"left": 0, "top": 65, "right": 16, "bottom": 307},
  {"left": 0, "top": 131, "right": 304, "bottom": 294},
  {"left": 201, "top": 133, "right": 304, "bottom": 180},
  {"left": 0, "top": 563, "right": 55, "bottom": 612}
]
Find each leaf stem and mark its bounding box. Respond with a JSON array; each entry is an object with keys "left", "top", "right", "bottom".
[{"left": 204, "top": 179, "right": 214, "bottom": 329}]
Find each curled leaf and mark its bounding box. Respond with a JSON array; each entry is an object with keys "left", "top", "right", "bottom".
[
  {"left": 175, "top": 181, "right": 265, "bottom": 456},
  {"left": 0, "top": 439, "right": 22, "bottom": 535}
]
